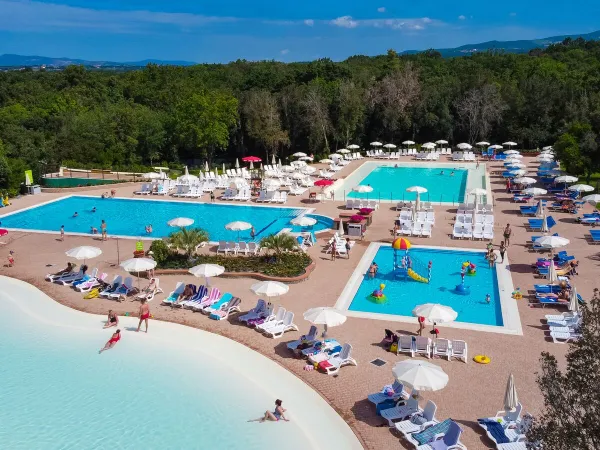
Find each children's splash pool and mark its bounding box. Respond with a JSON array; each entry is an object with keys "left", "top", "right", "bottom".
[{"left": 336, "top": 243, "right": 521, "bottom": 334}]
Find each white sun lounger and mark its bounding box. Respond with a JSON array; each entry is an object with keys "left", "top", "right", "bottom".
[
  {"left": 380, "top": 396, "right": 422, "bottom": 427},
  {"left": 318, "top": 343, "right": 357, "bottom": 375},
  {"left": 263, "top": 311, "right": 298, "bottom": 338},
  {"left": 367, "top": 380, "right": 408, "bottom": 405},
  {"left": 394, "top": 400, "right": 438, "bottom": 437}
]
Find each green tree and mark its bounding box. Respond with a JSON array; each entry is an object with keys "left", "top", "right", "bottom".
[
  {"left": 259, "top": 233, "right": 297, "bottom": 258},
  {"left": 554, "top": 123, "right": 600, "bottom": 183},
  {"left": 168, "top": 227, "right": 209, "bottom": 258},
  {"left": 242, "top": 90, "right": 289, "bottom": 160},
  {"left": 527, "top": 289, "right": 600, "bottom": 450},
  {"left": 176, "top": 91, "right": 238, "bottom": 164},
  {"left": 332, "top": 80, "right": 365, "bottom": 147}
]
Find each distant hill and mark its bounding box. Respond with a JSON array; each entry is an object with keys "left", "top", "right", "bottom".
[
  {"left": 0, "top": 54, "right": 196, "bottom": 68},
  {"left": 400, "top": 30, "right": 600, "bottom": 57}
]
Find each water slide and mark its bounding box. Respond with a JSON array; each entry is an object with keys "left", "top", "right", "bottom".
[{"left": 407, "top": 268, "right": 429, "bottom": 283}]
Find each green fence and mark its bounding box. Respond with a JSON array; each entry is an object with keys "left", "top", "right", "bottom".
[{"left": 42, "top": 177, "right": 121, "bottom": 188}]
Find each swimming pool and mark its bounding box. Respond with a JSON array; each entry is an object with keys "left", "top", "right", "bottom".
[
  {"left": 333, "top": 162, "right": 488, "bottom": 204},
  {"left": 335, "top": 243, "right": 521, "bottom": 333},
  {"left": 0, "top": 276, "right": 362, "bottom": 450},
  {"left": 0, "top": 196, "right": 332, "bottom": 241}
]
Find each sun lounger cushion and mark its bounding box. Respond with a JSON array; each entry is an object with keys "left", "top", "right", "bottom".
[
  {"left": 477, "top": 419, "right": 511, "bottom": 444},
  {"left": 376, "top": 399, "right": 398, "bottom": 416},
  {"left": 413, "top": 418, "right": 452, "bottom": 445}
]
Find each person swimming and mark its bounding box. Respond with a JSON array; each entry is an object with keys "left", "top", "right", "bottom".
[
  {"left": 145, "top": 224, "right": 153, "bottom": 234},
  {"left": 249, "top": 399, "right": 289, "bottom": 423},
  {"left": 485, "top": 294, "right": 491, "bottom": 304},
  {"left": 90, "top": 226, "right": 98, "bottom": 234},
  {"left": 73, "top": 212, "right": 78, "bottom": 217},
  {"left": 440, "top": 170, "right": 444, "bottom": 175},
  {"left": 450, "top": 171, "right": 455, "bottom": 176},
  {"left": 91, "top": 207, "right": 96, "bottom": 213},
  {"left": 99, "top": 329, "right": 121, "bottom": 353}
]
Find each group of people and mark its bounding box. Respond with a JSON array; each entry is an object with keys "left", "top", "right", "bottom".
[
  {"left": 329, "top": 238, "right": 352, "bottom": 261},
  {"left": 62, "top": 210, "right": 108, "bottom": 241},
  {"left": 98, "top": 299, "right": 151, "bottom": 353}
]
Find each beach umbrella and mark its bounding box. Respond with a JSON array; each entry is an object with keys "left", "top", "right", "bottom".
[
  {"left": 204, "top": 161, "right": 209, "bottom": 172},
  {"left": 329, "top": 154, "right": 342, "bottom": 159},
  {"left": 392, "top": 360, "right": 449, "bottom": 392},
  {"left": 513, "top": 177, "right": 537, "bottom": 185},
  {"left": 504, "top": 150, "right": 519, "bottom": 155},
  {"left": 262, "top": 179, "right": 281, "bottom": 191},
  {"left": 222, "top": 163, "right": 226, "bottom": 174},
  {"left": 259, "top": 163, "right": 263, "bottom": 170},
  {"left": 538, "top": 153, "right": 554, "bottom": 160},
  {"left": 347, "top": 144, "right": 360, "bottom": 149},
  {"left": 569, "top": 287, "right": 580, "bottom": 313},
  {"left": 370, "top": 142, "right": 383, "bottom": 147},
  {"left": 468, "top": 188, "right": 487, "bottom": 207},
  {"left": 302, "top": 166, "right": 317, "bottom": 174},
  {"left": 235, "top": 158, "right": 240, "bottom": 169},
  {"left": 435, "top": 140, "right": 448, "bottom": 145},
  {"left": 510, "top": 169, "right": 527, "bottom": 177},
  {"left": 507, "top": 163, "right": 527, "bottom": 169},
  {"left": 383, "top": 144, "right": 397, "bottom": 149},
  {"left": 338, "top": 217, "right": 345, "bottom": 236},
  {"left": 412, "top": 303, "right": 458, "bottom": 325},
  {"left": 314, "top": 179, "right": 334, "bottom": 187},
  {"left": 304, "top": 307, "right": 347, "bottom": 337},
  {"left": 178, "top": 166, "right": 199, "bottom": 184},
  {"left": 422, "top": 142, "right": 436, "bottom": 149},
  {"left": 402, "top": 140, "right": 415, "bottom": 146},
  {"left": 547, "top": 260, "right": 558, "bottom": 283},
  {"left": 555, "top": 175, "right": 578, "bottom": 187},
  {"left": 271, "top": 154, "right": 276, "bottom": 165},
  {"left": 503, "top": 141, "right": 517, "bottom": 147},
  {"left": 278, "top": 158, "right": 282, "bottom": 168},
  {"left": 65, "top": 246, "right": 102, "bottom": 264},
  {"left": 536, "top": 199, "right": 544, "bottom": 217},
  {"left": 491, "top": 144, "right": 504, "bottom": 149},
  {"left": 188, "top": 263, "right": 225, "bottom": 287},
  {"left": 319, "top": 159, "right": 333, "bottom": 164},
  {"left": 299, "top": 156, "right": 314, "bottom": 161},
  {"left": 540, "top": 211, "right": 549, "bottom": 234},
  {"left": 542, "top": 146, "right": 553, "bottom": 151},
  {"left": 120, "top": 257, "right": 157, "bottom": 289},
  {"left": 476, "top": 141, "right": 490, "bottom": 147},
  {"left": 504, "top": 374, "right": 519, "bottom": 412},
  {"left": 0, "top": 229, "right": 8, "bottom": 237},
  {"left": 225, "top": 221, "right": 252, "bottom": 241},
  {"left": 569, "top": 184, "right": 594, "bottom": 194},
  {"left": 523, "top": 187, "right": 547, "bottom": 196},
  {"left": 536, "top": 235, "right": 570, "bottom": 250},
  {"left": 168, "top": 217, "right": 194, "bottom": 228},
  {"left": 142, "top": 172, "right": 162, "bottom": 179},
  {"left": 251, "top": 281, "right": 289, "bottom": 298},
  {"left": 290, "top": 216, "right": 317, "bottom": 227},
  {"left": 457, "top": 143, "right": 472, "bottom": 150},
  {"left": 406, "top": 186, "right": 427, "bottom": 212},
  {"left": 338, "top": 148, "right": 351, "bottom": 153},
  {"left": 281, "top": 165, "right": 295, "bottom": 172},
  {"left": 353, "top": 185, "right": 374, "bottom": 194},
  {"left": 292, "top": 152, "right": 307, "bottom": 158},
  {"left": 582, "top": 194, "right": 600, "bottom": 205}
]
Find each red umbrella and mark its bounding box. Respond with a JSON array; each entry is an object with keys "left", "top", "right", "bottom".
[
  {"left": 242, "top": 156, "right": 262, "bottom": 162},
  {"left": 0, "top": 229, "right": 7, "bottom": 237},
  {"left": 314, "top": 179, "right": 334, "bottom": 187}
]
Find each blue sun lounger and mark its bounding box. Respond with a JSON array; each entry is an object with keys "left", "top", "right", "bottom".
[
  {"left": 528, "top": 216, "right": 556, "bottom": 231},
  {"left": 520, "top": 206, "right": 538, "bottom": 215},
  {"left": 590, "top": 229, "right": 600, "bottom": 244}
]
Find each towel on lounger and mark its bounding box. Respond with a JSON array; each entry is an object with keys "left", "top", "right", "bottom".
[
  {"left": 413, "top": 419, "right": 452, "bottom": 445},
  {"left": 477, "top": 419, "right": 510, "bottom": 444}
]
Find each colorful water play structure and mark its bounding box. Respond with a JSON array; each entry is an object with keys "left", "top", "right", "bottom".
[
  {"left": 370, "top": 283, "right": 387, "bottom": 304},
  {"left": 391, "top": 238, "right": 431, "bottom": 283}
]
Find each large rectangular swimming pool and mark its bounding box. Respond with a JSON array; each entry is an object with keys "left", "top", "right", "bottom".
[
  {"left": 345, "top": 246, "right": 503, "bottom": 327},
  {"left": 347, "top": 166, "right": 468, "bottom": 203},
  {"left": 0, "top": 196, "right": 332, "bottom": 241}
]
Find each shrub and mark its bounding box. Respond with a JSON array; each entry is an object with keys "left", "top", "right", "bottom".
[{"left": 148, "top": 240, "right": 171, "bottom": 266}]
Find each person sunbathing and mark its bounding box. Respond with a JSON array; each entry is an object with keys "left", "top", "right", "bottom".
[
  {"left": 249, "top": 399, "right": 289, "bottom": 422},
  {"left": 173, "top": 284, "right": 194, "bottom": 306},
  {"left": 137, "top": 279, "right": 157, "bottom": 300},
  {"left": 51, "top": 262, "right": 76, "bottom": 277}
]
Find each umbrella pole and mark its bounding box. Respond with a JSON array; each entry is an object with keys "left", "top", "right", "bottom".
[{"left": 322, "top": 324, "right": 328, "bottom": 338}]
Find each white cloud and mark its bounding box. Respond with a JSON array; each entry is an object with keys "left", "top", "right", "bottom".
[
  {"left": 377, "top": 7, "right": 386, "bottom": 13},
  {"left": 330, "top": 15, "right": 438, "bottom": 31},
  {"left": 331, "top": 15, "right": 358, "bottom": 29},
  {"left": 458, "top": 15, "right": 466, "bottom": 20},
  {"left": 280, "top": 49, "right": 289, "bottom": 55},
  {"left": 304, "top": 19, "right": 314, "bottom": 26},
  {"left": 0, "top": 0, "right": 236, "bottom": 33}
]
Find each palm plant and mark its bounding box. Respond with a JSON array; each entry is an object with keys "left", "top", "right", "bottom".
[
  {"left": 259, "top": 233, "right": 297, "bottom": 258},
  {"left": 168, "top": 227, "right": 209, "bottom": 258}
]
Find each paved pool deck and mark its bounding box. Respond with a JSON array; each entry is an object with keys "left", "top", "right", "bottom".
[{"left": 1, "top": 155, "right": 592, "bottom": 449}]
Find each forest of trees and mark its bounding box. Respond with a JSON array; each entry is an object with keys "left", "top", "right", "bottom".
[{"left": 1, "top": 37, "right": 600, "bottom": 193}]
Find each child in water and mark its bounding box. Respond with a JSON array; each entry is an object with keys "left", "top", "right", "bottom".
[{"left": 485, "top": 294, "right": 491, "bottom": 304}]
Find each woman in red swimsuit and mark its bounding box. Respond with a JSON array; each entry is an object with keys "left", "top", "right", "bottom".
[
  {"left": 137, "top": 299, "right": 151, "bottom": 333},
  {"left": 99, "top": 329, "right": 121, "bottom": 354}
]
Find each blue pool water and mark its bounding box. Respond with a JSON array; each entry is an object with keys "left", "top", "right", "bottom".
[
  {"left": 349, "top": 246, "right": 503, "bottom": 326},
  {"left": 0, "top": 196, "right": 331, "bottom": 241},
  {"left": 0, "top": 277, "right": 360, "bottom": 449},
  {"left": 348, "top": 166, "right": 468, "bottom": 203}
]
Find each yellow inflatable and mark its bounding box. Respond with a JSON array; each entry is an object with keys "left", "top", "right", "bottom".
[
  {"left": 407, "top": 268, "right": 429, "bottom": 283},
  {"left": 474, "top": 355, "right": 491, "bottom": 364},
  {"left": 2, "top": 195, "right": 9, "bottom": 206}
]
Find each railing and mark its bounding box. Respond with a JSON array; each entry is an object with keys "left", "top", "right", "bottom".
[{"left": 341, "top": 190, "right": 460, "bottom": 206}]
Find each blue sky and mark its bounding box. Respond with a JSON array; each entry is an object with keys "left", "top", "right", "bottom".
[{"left": 0, "top": 0, "right": 599, "bottom": 62}]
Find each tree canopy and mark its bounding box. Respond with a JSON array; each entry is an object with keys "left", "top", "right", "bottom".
[{"left": 2, "top": 37, "right": 600, "bottom": 193}]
